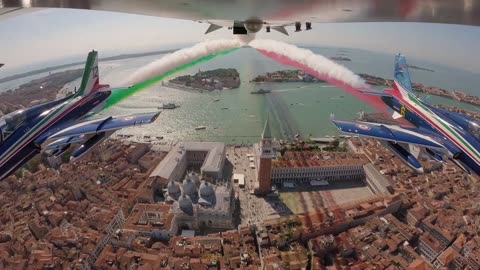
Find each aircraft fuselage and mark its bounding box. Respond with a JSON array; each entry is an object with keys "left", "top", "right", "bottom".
[
  {"left": 0, "top": 91, "right": 110, "bottom": 179},
  {"left": 383, "top": 82, "right": 480, "bottom": 174}
]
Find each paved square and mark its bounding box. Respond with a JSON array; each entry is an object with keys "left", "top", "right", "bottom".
[{"left": 279, "top": 183, "right": 373, "bottom": 214}]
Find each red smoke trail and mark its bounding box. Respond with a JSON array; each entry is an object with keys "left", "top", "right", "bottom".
[{"left": 256, "top": 49, "right": 389, "bottom": 114}]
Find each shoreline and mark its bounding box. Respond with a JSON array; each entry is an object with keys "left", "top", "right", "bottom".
[
  {"left": 0, "top": 69, "right": 82, "bottom": 115},
  {"left": 358, "top": 73, "right": 480, "bottom": 107},
  {"left": 252, "top": 71, "right": 479, "bottom": 107}
]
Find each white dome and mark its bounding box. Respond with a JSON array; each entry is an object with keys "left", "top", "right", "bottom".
[
  {"left": 199, "top": 181, "right": 215, "bottom": 198},
  {"left": 178, "top": 194, "right": 193, "bottom": 214},
  {"left": 167, "top": 180, "right": 180, "bottom": 196},
  {"left": 182, "top": 177, "right": 196, "bottom": 196}
]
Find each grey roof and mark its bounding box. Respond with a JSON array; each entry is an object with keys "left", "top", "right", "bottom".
[
  {"left": 199, "top": 181, "right": 215, "bottom": 198},
  {"left": 178, "top": 194, "right": 194, "bottom": 215},
  {"left": 167, "top": 180, "right": 181, "bottom": 196}
]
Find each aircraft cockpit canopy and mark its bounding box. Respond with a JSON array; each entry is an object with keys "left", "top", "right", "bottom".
[
  {"left": 468, "top": 120, "right": 480, "bottom": 141},
  {"left": 0, "top": 109, "right": 27, "bottom": 142}
]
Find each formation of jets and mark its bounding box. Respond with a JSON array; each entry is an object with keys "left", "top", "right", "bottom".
[
  {"left": 0, "top": 1, "right": 479, "bottom": 178},
  {"left": 331, "top": 55, "right": 480, "bottom": 175},
  {"left": 0, "top": 51, "right": 160, "bottom": 180}
]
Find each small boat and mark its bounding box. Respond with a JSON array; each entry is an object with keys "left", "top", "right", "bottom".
[
  {"left": 250, "top": 88, "right": 271, "bottom": 94},
  {"left": 159, "top": 103, "right": 178, "bottom": 109},
  {"left": 221, "top": 107, "right": 229, "bottom": 110},
  {"left": 213, "top": 99, "right": 220, "bottom": 102},
  {"left": 195, "top": 126, "right": 207, "bottom": 130}
]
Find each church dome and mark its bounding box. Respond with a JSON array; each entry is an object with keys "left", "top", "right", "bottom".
[
  {"left": 189, "top": 172, "right": 201, "bottom": 186},
  {"left": 167, "top": 180, "right": 180, "bottom": 196},
  {"left": 182, "top": 177, "right": 196, "bottom": 196},
  {"left": 178, "top": 193, "right": 193, "bottom": 214},
  {"left": 199, "top": 181, "right": 215, "bottom": 198}
]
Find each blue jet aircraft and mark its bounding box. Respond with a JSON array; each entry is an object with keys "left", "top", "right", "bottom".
[
  {"left": 331, "top": 54, "right": 480, "bottom": 175},
  {"left": 0, "top": 51, "right": 160, "bottom": 180}
]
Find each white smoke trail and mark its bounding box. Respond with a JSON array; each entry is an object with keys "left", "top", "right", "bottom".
[
  {"left": 124, "top": 39, "right": 242, "bottom": 85},
  {"left": 249, "top": 39, "right": 369, "bottom": 89}
]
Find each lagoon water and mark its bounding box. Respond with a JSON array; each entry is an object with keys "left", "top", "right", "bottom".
[{"left": 1, "top": 46, "right": 479, "bottom": 144}]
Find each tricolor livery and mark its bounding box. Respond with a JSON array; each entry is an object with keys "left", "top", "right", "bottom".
[
  {"left": 331, "top": 54, "right": 480, "bottom": 175},
  {"left": 0, "top": 50, "right": 160, "bottom": 180}
]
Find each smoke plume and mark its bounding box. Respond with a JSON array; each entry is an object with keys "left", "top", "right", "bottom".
[
  {"left": 249, "top": 39, "right": 390, "bottom": 112},
  {"left": 102, "top": 39, "right": 241, "bottom": 109},
  {"left": 125, "top": 39, "right": 242, "bottom": 85}
]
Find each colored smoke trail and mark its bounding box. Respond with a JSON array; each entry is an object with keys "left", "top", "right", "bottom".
[
  {"left": 249, "top": 39, "right": 388, "bottom": 113},
  {"left": 103, "top": 48, "right": 238, "bottom": 109},
  {"left": 103, "top": 39, "right": 242, "bottom": 109}
]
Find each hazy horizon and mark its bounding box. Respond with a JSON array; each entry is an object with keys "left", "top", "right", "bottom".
[{"left": 1, "top": 9, "right": 480, "bottom": 77}]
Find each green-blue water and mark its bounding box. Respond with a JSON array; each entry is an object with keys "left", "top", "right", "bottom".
[
  {"left": 2, "top": 47, "right": 479, "bottom": 144},
  {"left": 103, "top": 48, "right": 479, "bottom": 144}
]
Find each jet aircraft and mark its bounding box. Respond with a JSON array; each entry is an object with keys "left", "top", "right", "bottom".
[
  {"left": 0, "top": 50, "right": 160, "bottom": 180},
  {"left": 331, "top": 54, "right": 480, "bottom": 175}
]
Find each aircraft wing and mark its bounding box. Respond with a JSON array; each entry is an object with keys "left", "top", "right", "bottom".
[
  {"left": 41, "top": 112, "right": 160, "bottom": 149},
  {"left": 1, "top": 0, "right": 480, "bottom": 27},
  {"left": 331, "top": 118, "right": 444, "bottom": 149}
]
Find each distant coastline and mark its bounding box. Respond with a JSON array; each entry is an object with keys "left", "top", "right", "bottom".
[
  {"left": 359, "top": 73, "right": 480, "bottom": 106},
  {"left": 251, "top": 69, "right": 479, "bottom": 107},
  {"left": 408, "top": 65, "right": 434, "bottom": 72},
  {"left": 329, "top": 56, "right": 351, "bottom": 62},
  {"left": 0, "top": 48, "right": 178, "bottom": 84},
  {"left": 0, "top": 69, "right": 83, "bottom": 114}
]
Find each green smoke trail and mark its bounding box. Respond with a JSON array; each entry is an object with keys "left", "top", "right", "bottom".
[{"left": 102, "top": 48, "right": 239, "bottom": 110}]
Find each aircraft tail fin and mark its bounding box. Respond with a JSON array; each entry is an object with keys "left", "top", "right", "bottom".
[
  {"left": 393, "top": 54, "right": 414, "bottom": 95},
  {"left": 76, "top": 50, "right": 101, "bottom": 97}
]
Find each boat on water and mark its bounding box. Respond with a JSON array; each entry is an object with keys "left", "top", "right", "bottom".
[
  {"left": 159, "top": 103, "right": 178, "bottom": 109},
  {"left": 221, "top": 107, "right": 229, "bottom": 110},
  {"left": 250, "top": 88, "right": 271, "bottom": 94},
  {"left": 195, "top": 126, "right": 207, "bottom": 130},
  {"left": 213, "top": 99, "right": 220, "bottom": 102}
]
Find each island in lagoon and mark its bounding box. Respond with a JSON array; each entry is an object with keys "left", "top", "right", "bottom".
[
  {"left": 250, "top": 70, "right": 325, "bottom": 83},
  {"left": 167, "top": 68, "right": 240, "bottom": 91}
]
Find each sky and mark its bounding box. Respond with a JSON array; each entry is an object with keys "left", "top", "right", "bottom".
[{"left": 1, "top": 8, "right": 480, "bottom": 77}]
